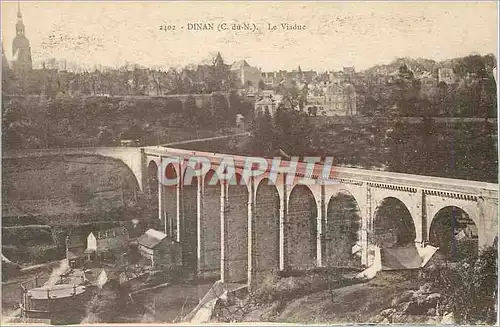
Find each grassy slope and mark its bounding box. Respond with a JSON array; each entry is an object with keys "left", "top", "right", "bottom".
[
  {"left": 227, "top": 271, "right": 428, "bottom": 324},
  {"left": 275, "top": 275, "right": 417, "bottom": 324},
  {"left": 2, "top": 155, "right": 140, "bottom": 221}
]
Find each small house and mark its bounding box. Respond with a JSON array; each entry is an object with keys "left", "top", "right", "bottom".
[
  {"left": 66, "top": 235, "right": 88, "bottom": 268},
  {"left": 235, "top": 114, "right": 245, "bottom": 130},
  {"left": 86, "top": 227, "right": 129, "bottom": 263},
  {"left": 137, "top": 229, "right": 178, "bottom": 268}
]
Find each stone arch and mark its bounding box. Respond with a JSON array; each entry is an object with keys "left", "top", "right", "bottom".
[
  {"left": 254, "top": 178, "right": 280, "bottom": 281},
  {"left": 182, "top": 167, "right": 198, "bottom": 269},
  {"left": 254, "top": 172, "right": 286, "bottom": 202},
  {"left": 200, "top": 169, "right": 221, "bottom": 279},
  {"left": 372, "top": 197, "right": 416, "bottom": 248},
  {"left": 287, "top": 183, "right": 318, "bottom": 205},
  {"left": 324, "top": 184, "right": 364, "bottom": 218},
  {"left": 287, "top": 184, "right": 318, "bottom": 271},
  {"left": 225, "top": 172, "right": 248, "bottom": 282},
  {"left": 427, "top": 201, "right": 479, "bottom": 235},
  {"left": 324, "top": 190, "right": 362, "bottom": 268},
  {"left": 429, "top": 206, "right": 478, "bottom": 261},
  {"left": 82, "top": 148, "right": 145, "bottom": 191}
]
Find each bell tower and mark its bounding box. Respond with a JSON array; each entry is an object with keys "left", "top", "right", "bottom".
[{"left": 12, "top": 1, "right": 32, "bottom": 74}]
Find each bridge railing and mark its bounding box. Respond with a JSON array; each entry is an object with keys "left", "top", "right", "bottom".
[{"left": 143, "top": 146, "right": 498, "bottom": 195}]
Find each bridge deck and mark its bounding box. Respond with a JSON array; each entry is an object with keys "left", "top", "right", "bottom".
[{"left": 144, "top": 146, "right": 498, "bottom": 195}]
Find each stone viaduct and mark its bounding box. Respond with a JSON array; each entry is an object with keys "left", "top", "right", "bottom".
[
  {"left": 143, "top": 146, "right": 498, "bottom": 286},
  {"left": 4, "top": 146, "right": 498, "bottom": 287}
]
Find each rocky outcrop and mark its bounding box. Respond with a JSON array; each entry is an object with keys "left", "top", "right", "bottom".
[{"left": 372, "top": 283, "right": 454, "bottom": 324}]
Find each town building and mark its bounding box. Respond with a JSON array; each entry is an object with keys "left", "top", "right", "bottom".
[
  {"left": 261, "top": 70, "right": 288, "bottom": 88},
  {"left": 438, "top": 68, "right": 456, "bottom": 85},
  {"left": 86, "top": 227, "right": 129, "bottom": 263},
  {"left": 66, "top": 235, "right": 88, "bottom": 268},
  {"left": 254, "top": 94, "right": 283, "bottom": 117},
  {"left": 260, "top": 67, "right": 317, "bottom": 88},
  {"left": 417, "top": 71, "right": 437, "bottom": 88},
  {"left": 230, "top": 60, "right": 262, "bottom": 90},
  {"left": 329, "top": 71, "right": 345, "bottom": 84},
  {"left": 11, "top": 2, "right": 32, "bottom": 74},
  {"left": 305, "top": 82, "right": 357, "bottom": 116},
  {"left": 235, "top": 114, "right": 245, "bottom": 130},
  {"left": 343, "top": 66, "right": 356, "bottom": 76},
  {"left": 137, "top": 229, "right": 178, "bottom": 268}
]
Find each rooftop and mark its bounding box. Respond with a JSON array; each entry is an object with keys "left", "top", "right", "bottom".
[
  {"left": 138, "top": 229, "right": 168, "bottom": 249},
  {"left": 231, "top": 60, "right": 251, "bottom": 70}
]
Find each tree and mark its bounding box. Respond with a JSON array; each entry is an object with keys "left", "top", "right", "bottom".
[
  {"left": 273, "top": 108, "right": 314, "bottom": 157},
  {"left": 206, "top": 52, "right": 236, "bottom": 92},
  {"left": 277, "top": 84, "right": 300, "bottom": 112},
  {"left": 211, "top": 92, "right": 229, "bottom": 130},
  {"left": 150, "top": 69, "right": 165, "bottom": 96},
  {"left": 414, "top": 116, "right": 437, "bottom": 175},
  {"left": 227, "top": 91, "right": 241, "bottom": 127},
  {"left": 165, "top": 67, "right": 185, "bottom": 94},
  {"left": 435, "top": 245, "right": 497, "bottom": 324},
  {"left": 183, "top": 95, "right": 199, "bottom": 126},
  {"left": 258, "top": 79, "right": 266, "bottom": 90},
  {"left": 250, "top": 109, "right": 274, "bottom": 156},
  {"left": 394, "top": 64, "right": 421, "bottom": 116}
]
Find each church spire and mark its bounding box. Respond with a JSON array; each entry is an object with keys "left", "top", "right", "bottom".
[
  {"left": 214, "top": 52, "right": 223, "bottom": 67},
  {"left": 16, "top": 1, "right": 25, "bottom": 37},
  {"left": 12, "top": 0, "right": 32, "bottom": 73}
]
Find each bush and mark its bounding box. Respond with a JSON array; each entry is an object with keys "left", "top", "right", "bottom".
[
  {"left": 2, "top": 225, "right": 54, "bottom": 246},
  {"left": 2, "top": 244, "right": 63, "bottom": 265},
  {"left": 250, "top": 269, "right": 335, "bottom": 304},
  {"left": 434, "top": 245, "right": 497, "bottom": 324}
]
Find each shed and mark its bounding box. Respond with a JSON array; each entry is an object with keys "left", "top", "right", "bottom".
[
  {"left": 66, "top": 235, "right": 87, "bottom": 268},
  {"left": 137, "top": 229, "right": 176, "bottom": 268}
]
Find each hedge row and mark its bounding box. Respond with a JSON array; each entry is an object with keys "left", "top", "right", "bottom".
[
  {"left": 2, "top": 244, "right": 63, "bottom": 265},
  {"left": 2, "top": 225, "right": 54, "bottom": 246}
]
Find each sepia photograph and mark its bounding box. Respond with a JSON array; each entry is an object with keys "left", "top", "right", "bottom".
[{"left": 1, "top": 1, "right": 498, "bottom": 325}]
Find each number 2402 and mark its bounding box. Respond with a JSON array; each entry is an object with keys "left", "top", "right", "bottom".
[{"left": 160, "top": 25, "right": 176, "bottom": 31}]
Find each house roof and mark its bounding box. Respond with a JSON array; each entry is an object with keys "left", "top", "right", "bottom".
[
  {"left": 66, "top": 250, "right": 83, "bottom": 260},
  {"left": 231, "top": 60, "right": 250, "bottom": 70},
  {"left": 96, "top": 227, "right": 128, "bottom": 240},
  {"left": 138, "top": 229, "right": 168, "bottom": 249},
  {"left": 2, "top": 253, "right": 12, "bottom": 263},
  {"left": 255, "top": 98, "right": 274, "bottom": 105}
]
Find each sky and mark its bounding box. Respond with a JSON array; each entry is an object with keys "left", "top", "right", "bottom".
[{"left": 1, "top": 1, "right": 498, "bottom": 72}]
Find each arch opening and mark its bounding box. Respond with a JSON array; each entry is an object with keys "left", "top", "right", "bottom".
[
  {"left": 225, "top": 172, "right": 248, "bottom": 282},
  {"left": 287, "top": 185, "right": 317, "bottom": 271},
  {"left": 163, "top": 163, "right": 178, "bottom": 238},
  {"left": 165, "top": 163, "right": 178, "bottom": 181},
  {"left": 200, "top": 169, "right": 221, "bottom": 280},
  {"left": 182, "top": 167, "right": 198, "bottom": 270},
  {"left": 429, "top": 206, "right": 478, "bottom": 262},
  {"left": 325, "top": 190, "right": 362, "bottom": 268},
  {"left": 254, "top": 178, "right": 280, "bottom": 281},
  {"left": 372, "top": 197, "right": 416, "bottom": 248}
]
